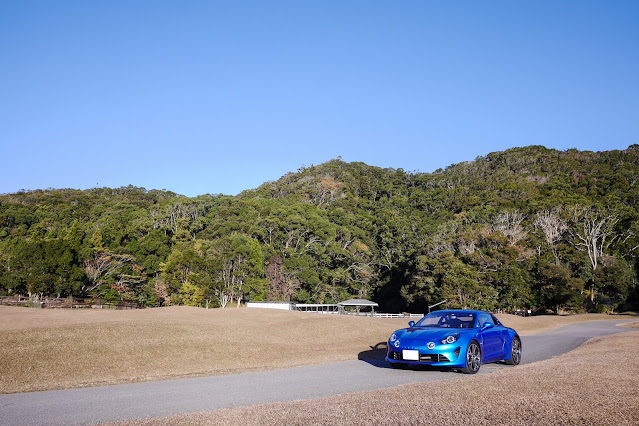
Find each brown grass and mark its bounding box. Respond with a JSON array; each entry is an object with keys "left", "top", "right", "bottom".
[
  {"left": 0, "top": 306, "right": 406, "bottom": 393},
  {"left": 116, "top": 331, "right": 639, "bottom": 426},
  {"left": 494, "top": 312, "right": 626, "bottom": 335},
  {"left": 0, "top": 306, "right": 631, "bottom": 395}
]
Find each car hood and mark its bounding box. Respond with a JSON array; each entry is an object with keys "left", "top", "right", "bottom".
[{"left": 396, "top": 327, "right": 464, "bottom": 343}]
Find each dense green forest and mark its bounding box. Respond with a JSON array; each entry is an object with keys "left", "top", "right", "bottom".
[{"left": 1, "top": 145, "right": 638, "bottom": 313}]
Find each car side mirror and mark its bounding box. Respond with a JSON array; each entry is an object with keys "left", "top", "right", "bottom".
[
  {"left": 408, "top": 321, "right": 415, "bottom": 327},
  {"left": 481, "top": 323, "right": 494, "bottom": 330}
]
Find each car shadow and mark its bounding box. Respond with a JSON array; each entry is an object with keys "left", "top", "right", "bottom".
[
  {"left": 358, "top": 342, "right": 455, "bottom": 372},
  {"left": 357, "top": 342, "right": 389, "bottom": 368}
]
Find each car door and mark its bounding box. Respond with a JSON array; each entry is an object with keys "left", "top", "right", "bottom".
[
  {"left": 490, "top": 314, "right": 510, "bottom": 358},
  {"left": 477, "top": 313, "right": 506, "bottom": 362}
]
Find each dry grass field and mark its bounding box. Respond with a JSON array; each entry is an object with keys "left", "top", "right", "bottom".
[
  {"left": 122, "top": 330, "right": 639, "bottom": 426},
  {"left": 0, "top": 305, "right": 634, "bottom": 400},
  {"left": 2, "top": 306, "right": 638, "bottom": 425},
  {"left": 0, "top": 305, "right": 409, "bottom": 393}
]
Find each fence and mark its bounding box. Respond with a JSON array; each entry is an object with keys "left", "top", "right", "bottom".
[
  {"left": 0, "top": 296, "right": 144, "bottom": 310},
  {"left": 373, "top": 313, "right": 404, "bottom": 318},
  {"left": 373, "top": 313, "right": 425, "bottom": 319},
  {"left": 294, "top": 311, "right": 424, "bottom": 319}
]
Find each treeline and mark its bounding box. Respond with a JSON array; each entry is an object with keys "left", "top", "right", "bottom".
[{"left": 1, "top": 145, "right": 637, "bottom": 313}]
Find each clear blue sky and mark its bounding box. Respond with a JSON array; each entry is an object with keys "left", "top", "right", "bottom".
[{"left": 1, "top": 1, "right": 637, "bottom": 197}]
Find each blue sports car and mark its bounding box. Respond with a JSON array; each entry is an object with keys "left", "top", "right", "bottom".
[{"left": 386, "top": 310, "right": 521, "bottom": 374}]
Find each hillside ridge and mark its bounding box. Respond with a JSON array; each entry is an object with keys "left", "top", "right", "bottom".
[{"left": 1, "top": 144, "right": 637, "bottom": 313}]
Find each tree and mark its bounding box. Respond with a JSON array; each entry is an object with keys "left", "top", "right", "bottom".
[
  {"left": 160, "top": 242, "right": 211, "bottom": 305},
  {"left": 568, "top": 206, "right": 619, "bottom": 303},
  {"left": 569, "top": 206, "right": 618, "bottom": 272},
  {"left": 265, "top": 254, "right": 299, "bottom": 301},
  {"left": 494, "top": 210, "right": 527, "bottom": 246},
  {"left": 441, "top": 256, "right": 497, "bottom": 310},
  {"left": 213, "top": 233, "right": 266, "bottom": 307},
  {"left": 179, "top": 281, "right": 206, "bottom": 306},
  {"left": 536, "top": 260, "right": 583, "bottom": 313},
  {"left": 591, "top": 255, "right": 634, "bottom": 311},
  {"left": 312, "top": 175, "right": 343, "bottom": 206},
  {"left": 83, "top": 248, "right": 136, "bottom": 293},
  {"left": 535, "top": 208, "right": 568, "bottom": 265}
]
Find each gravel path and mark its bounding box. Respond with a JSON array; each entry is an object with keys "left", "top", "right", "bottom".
[{"left": 0, "top": 319, "right": 634, "bottom": 425}]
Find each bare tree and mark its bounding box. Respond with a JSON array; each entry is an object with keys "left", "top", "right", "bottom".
[
  {"left": 535, "top": 209, "right": 568, "bottom": 264},
  {"left": 151, "top": 202, "right": 208, "bottom": 239},
  {"left": 494, "top": 210, "right": 527, "bottom": 246},
  {"left": 216, "top": 289, "right": 230, "bottom": 309},
  {"left": 568, "top": 206, "right": 619, "bottom": 302},
  {"left": 83, "top": 250, "right": 135, "bottom": 292},
  {"left": 154, "top": 276, "right": 170, "bottom": 305},
  {"left": 311, "top": 175, "right": 343, "bottom": 207},
  {"left": 218, "top": 254, "right": 248, "bottom": 308},
  {"left": 569, "top": 206, "right": 618, "bottom": 272},
  {"left": 265, "top": 254, "right": 300, "bottom": 301},
  {"left": 218, "top": 258, "right": 234, "bottom": 308}
]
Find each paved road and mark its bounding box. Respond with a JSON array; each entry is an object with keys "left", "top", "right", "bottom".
[{"left": 0, "top": 320, "right": 635, "bottom": 425}]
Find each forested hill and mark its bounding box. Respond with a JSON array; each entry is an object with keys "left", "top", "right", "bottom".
[{"left": 1, "top": 145, "right": 638, "bottom": 313}]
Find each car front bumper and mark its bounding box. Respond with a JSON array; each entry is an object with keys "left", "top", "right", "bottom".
[{"left": 386, "top": 343, "right": 464, "bottom": 367}]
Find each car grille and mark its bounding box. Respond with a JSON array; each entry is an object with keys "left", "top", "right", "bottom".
[
  {"left": 419, "top": 354, "right": 451, "bottom": 363},
  {"left": 389, "top": 351, "right": 450, "bottom": 363}
]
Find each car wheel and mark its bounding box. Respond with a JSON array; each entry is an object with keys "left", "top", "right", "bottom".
[
  {"left": 505, "top": 336, "right": 522, "bottom": 365},
  {"left": 460, "top": 341, "right": 481, "bottom": 374}
]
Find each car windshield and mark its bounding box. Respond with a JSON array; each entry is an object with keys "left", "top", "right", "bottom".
[{"left": 414, "top": 312, "right": 476, "bottom": 329}]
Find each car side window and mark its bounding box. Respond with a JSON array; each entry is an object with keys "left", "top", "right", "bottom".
[
  {"left": 478, "top": 313, "right": 494, "bottom": 328},
  {"left": 490, "top": 314, "right": 501, "bottom": 326}
]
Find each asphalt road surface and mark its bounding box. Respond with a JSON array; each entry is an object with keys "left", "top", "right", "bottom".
[{"left": 1, "top": 319, "right": 635, "bottom": 425}]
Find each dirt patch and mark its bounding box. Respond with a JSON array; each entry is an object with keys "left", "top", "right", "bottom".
[
  {"left": 116, "top": 331, "right": 639, "bottom": 426},
  {"left": 620, "top": 321, "right": 639, "bottom": 329}
]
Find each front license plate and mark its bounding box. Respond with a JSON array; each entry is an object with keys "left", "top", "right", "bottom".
[{"left": 402, "top": 350, "right": 419, "bottom": 361}]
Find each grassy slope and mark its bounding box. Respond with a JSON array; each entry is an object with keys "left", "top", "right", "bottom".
[{"left": 0, "top": 306, "right": 634, "bottom": 397}]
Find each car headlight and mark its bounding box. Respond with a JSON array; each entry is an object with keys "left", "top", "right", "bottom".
[
  {"left": 390, "top": 333, "right": 397, "bottom": 342},
  {"left": 394, "top": 340, "right": 400, "bottom": 348},
  {"left": 441, "top": 334, "right": 459, "bottom": 344}
]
